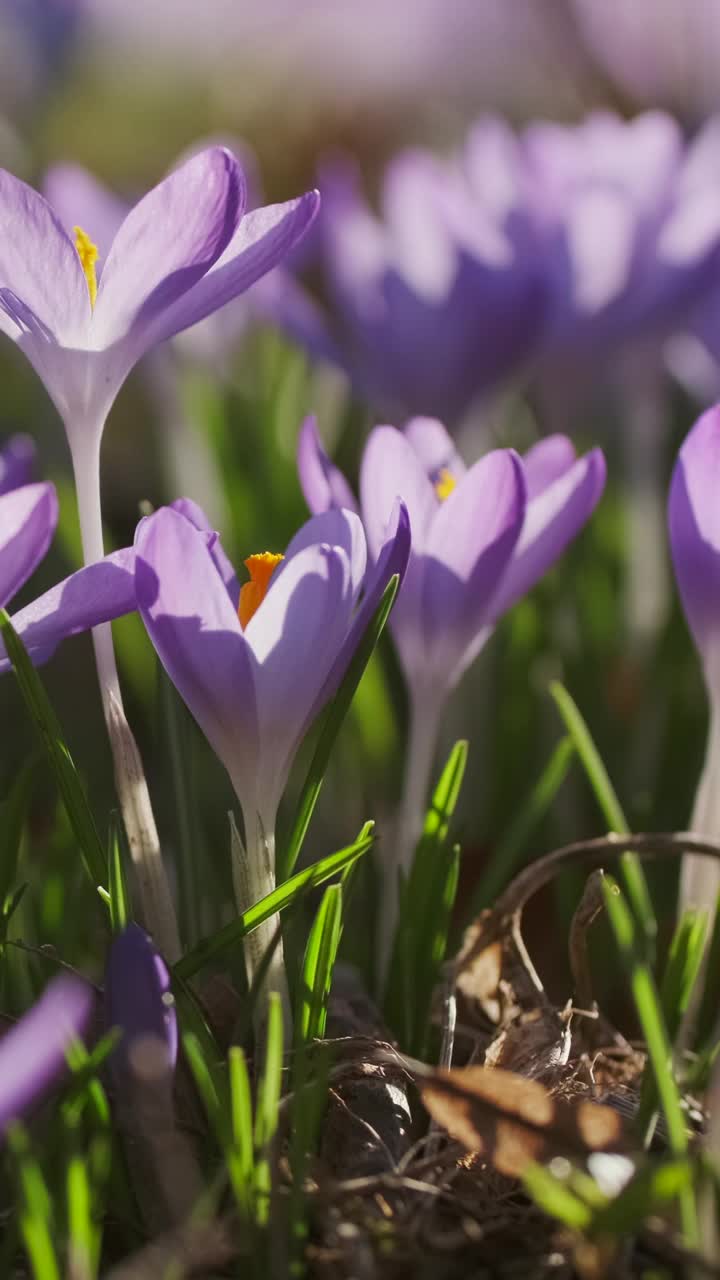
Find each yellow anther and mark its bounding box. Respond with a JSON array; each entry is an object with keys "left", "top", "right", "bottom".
[
  {"left": 238, "top": 552, "right": 284, "bottom": 628},
  {"left": 74, "top": 225, "right": 99, "bottom": 308},
  {"left": 435, "top": 468, "right": 457, "bottom": 501}
]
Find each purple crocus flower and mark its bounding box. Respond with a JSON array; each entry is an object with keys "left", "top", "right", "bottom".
[
  {"left": 0, "top": 434, "right": 34, "bottom": 494},
  {"left": 669, "top": 405, "right": 720, "bottom": 921},
  {"left": 284, "top": 128, "right": 546, "bottom": 423},
  {"left": 0, "top": 148, "right": 318, "bottom": 458},
  {"left": 41, "top": 153, "right": 330, "bottom": 520},
  {"left": 299, "top": 414, "right": 605, "bottom": 958},
  {"left": 105, "top": 923, "right": 177, "bottom": 1080},
  {"left": 0, "top": 974, "right": 94, "bottom": 1138},
  {"left": 134, "top": 496, "right": 410, "bottom": 1018}
]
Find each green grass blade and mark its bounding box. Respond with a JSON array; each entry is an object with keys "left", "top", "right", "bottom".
[
  {"left": 422, "top": 738, "right": 468, "bottom": 843},
  {"left": 550, "top": 681, "right": 656, "bottom": 952},
  {"left": 66, "top": 1138, "right": 96, "bottom": 1280},
  {"left": 8, "top": 1125, "right": 61, "bottom": 1280},
  {"left": 297, "top": 884, "right": 343, "bottom": 1048},
  {"left": 602, "top": 876, "right": 699, "bottom": 1245},
  {"left": 182, "top": 1030, "right": 228, "bottom": 1152},
  {"left": 523, "top": 1162, "right": 593, "bottom": 1231},
  {"left": 280, "top": 575, "right": 399, "bottom": 881},
  {"left": 287, "top": 1044, "right": 331, "bottom": 1275},
  {"left": 107, "top": 811, "right": 131, "bottom": 934},
  {"left": 469, "top": 736, "right": 575, "bottom": 914},
  {"left": 384, "top": 741, "right": 467, "bottom": 1055},
  {"left": 253, "top": 992, "right": 284, "bottom": 1227},
  {"left": 227, "top": 1046, "right": 254, "bottom": 1219},
  {"left": 694, "top": 891, "right": 720, "bottom": 1051},
  {"left": 0, "top": 758, "right": 36, "bottom": 908},
  {"left": 0, "top": 611, "right": 106, "bottom": 891},
  {"left": 660, "top": 909, "right": 708, "bottom": 1045},
  {"left": 637, "top": 908, "right": 708, "bottom": 1140},
  {"left": 175, "top": 824, "right": 374, "bottom": 980}
]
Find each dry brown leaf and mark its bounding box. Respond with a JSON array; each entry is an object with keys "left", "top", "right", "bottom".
[{"left": 421, "top": 1064, "right": 631, "bottom": 1179}]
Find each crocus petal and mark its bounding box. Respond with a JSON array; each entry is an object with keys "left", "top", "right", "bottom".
[
  {"left": 0, "top": 168, "right": 90, "bottom": 345},
  {"left": 246, "top": 540, "right": 355, "bottom": 813},
  {"left": 0, "top": 435, "right": 34, "bottom": 495},
  {"left": 280, "top": 506, "right": 366, "bottom": 599},
  {"left": 105, "top": 923, "right": 177, "bottom": 1078},
  {"left": 132, "top": 191, "right": 321, "bottom": 350},
  {"left": 135, "top": 507, "right": 259, "bottom": 790},
  {"left": 422, "top": 449, "right": 526, "bottom": 679},
  {"left": 93, "top": 148, "right": 245, "bottom": 350},
  {"left": 297, "top": 415, "right": 358, "bottom": 515},
  {"left": 522, "top": 435, "right": 578, "bottom": 499},
  {"left": 0, "top": 483, "right": 57, "bottom": 609},
  {"left": 360, "top": 424, "right": 437, "bottom": 559},
  {"left": 669, "top": 406, "right": 720, "bottom": 661},
  {"left": 489, "top": 448, "right": 607, "bottom": 623},
  {"left": 403, "top": 416, "right": 467, "bottom": 482},
  {"left": 0, "top": 975, "right": 94, "bottom": 1137},
  {"left": 319, "top": 498, "right": 412, "bottom": 708},
  {"left": 0, "top": 548, "right": 136, "bottom": 674},
  {"left": 169, "top": 497, "right": 239, "bottom": 604}
]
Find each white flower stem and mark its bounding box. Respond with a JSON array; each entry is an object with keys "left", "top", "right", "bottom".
[
  {"left": 71, "top": 431, "right": 181, "bottom": 963},
  {"left": 379, "top": 682, "right": 445, "bottom": 985},
  {"left": 229, "top": 809, "right": 292, "bottom": 1041},
  {"left": 680, "top": 688, "right": 720, "bottom": 923},
  {"left": 619, "top": 357, "right": 671, "bottom": 653}
]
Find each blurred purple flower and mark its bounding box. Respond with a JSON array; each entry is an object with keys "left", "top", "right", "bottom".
[
  {"left": 0, "top": 474, "right": 136, "bottom": 673},
  {"left": 573, "top": 0, "right": 720, "bottom": 123},
  {"left": 286, "top": 127, "right": 546, "bottom": 422},
  {"left": 0, "top": 434, "right": 34, "bottom": 494},
  {"left": 669, "top": 406, "right": 720, "bottom": 921},
  {"left": 526, "top": 110, "right": 720, "bottom": 374},
  {"left": 0, "top": 0, "right": 84, "bottom": 116},
  {"left": 0, "top": 481, "right": 58, "bottom": 611},
  {"left": 105, "top": 923, "right": 177, "bottom": 1080},
  {"left": 0, "top": 973, "right": 93, "bottom": 1138}
]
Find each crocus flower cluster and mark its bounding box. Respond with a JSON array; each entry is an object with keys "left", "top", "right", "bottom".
[
  {"left": 299, "top": 415, "right": 605, "bottom": 954},
  {"left": 282, "top": 111, "right": 720, "bottom": 424}
]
